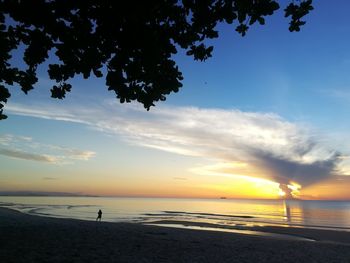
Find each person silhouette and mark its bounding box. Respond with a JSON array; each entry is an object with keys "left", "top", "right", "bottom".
[{"left": 96, "top": 209, "right": 102, "bottom": 221}]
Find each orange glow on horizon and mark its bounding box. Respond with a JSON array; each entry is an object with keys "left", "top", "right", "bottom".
[{"left": 3, "top": 167, "right": 350, "bottom": 200}]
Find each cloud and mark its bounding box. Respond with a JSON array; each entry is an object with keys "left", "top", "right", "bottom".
[
  {"left": 0, "top": 135, "right": 13, "bottom": 146},
  {"left": 173, "top": 177, "right": 187, "bottom": 180},
  {"left": 250, "top": 149, "right": 340, "bottom": 186},
  {"left": 0, "top": 134, "right": 95, "bottom": 164},
  {"left": 0, "top": 148, "right": 58, "bottom": 163},
  {"left": 46, "top": 145, "right": 96, "bottom": 161},
  {"left": 6, "top": 101, "right": 346, "bottom": 192},
  {"left": 42, "top": 177, "right": 58, "bottom": 180},
  {"left": 328, "top": 89, "right": 350, "bottom": 101}
]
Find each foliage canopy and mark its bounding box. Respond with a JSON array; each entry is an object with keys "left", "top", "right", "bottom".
[{"left": 0, "top": 0, "right": 313, "bottom": 119}]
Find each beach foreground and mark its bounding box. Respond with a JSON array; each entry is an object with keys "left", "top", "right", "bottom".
[{"left": 1, "top": 208, "right": 350, "bottom": 263}]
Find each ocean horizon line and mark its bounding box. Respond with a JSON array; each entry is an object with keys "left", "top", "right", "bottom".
[{"left": 1, "top": 192, "right": 350, "bottom": 202}]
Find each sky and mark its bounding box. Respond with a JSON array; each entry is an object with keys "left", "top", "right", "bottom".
[{"left": 1, "top": 1, "right": 350, "bottom": 200}]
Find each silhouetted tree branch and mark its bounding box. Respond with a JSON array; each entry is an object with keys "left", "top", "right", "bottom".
[{"left": 0, "top": 0, "right": 313, "bottom": 120}]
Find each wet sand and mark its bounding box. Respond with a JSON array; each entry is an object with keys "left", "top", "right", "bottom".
[{"left": 1, "top": 207, "right": 350, "bottom": 262}]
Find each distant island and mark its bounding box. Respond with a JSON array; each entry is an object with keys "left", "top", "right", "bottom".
[{"left": 0, "top": 191, "right": 98, "bottom": 197}]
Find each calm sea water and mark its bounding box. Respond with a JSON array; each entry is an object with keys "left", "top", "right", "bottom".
[{"left": 1, "top": 196, "right": 350, "bottom": 231}]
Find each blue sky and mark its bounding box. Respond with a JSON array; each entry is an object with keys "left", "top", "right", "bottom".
[{"left": 1, "top": 1, "right": 350, "bottom": 199}]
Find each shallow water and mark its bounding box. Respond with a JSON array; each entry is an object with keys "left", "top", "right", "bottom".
[
  {"left": 146, "top": 223, "right": 316, "bottom": 241},
  {"left": 1, "top": 196, "right": 350, "bottom": 231}
]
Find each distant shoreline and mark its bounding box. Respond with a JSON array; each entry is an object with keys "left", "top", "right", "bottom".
[
  {"left": 1, "top": 207, "right": 350, "bottom": 263},
  {"left": 0, "top": 191, "right": 99, "bottom": 197}
]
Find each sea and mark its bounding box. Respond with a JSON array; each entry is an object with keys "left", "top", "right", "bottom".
[{"left": 1, "top": 196, "right": 350, "bottom": 232}]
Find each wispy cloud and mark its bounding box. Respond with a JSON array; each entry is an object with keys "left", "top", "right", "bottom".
[
  {"left": 6, "top": 101, "right": 347, "bottom": 192},
  {"left": 173, "top": 177, "right": 188, "bottom": 180},
  {"left": 0, "top": 134, "right": 95, "bottom": 164},
  {"left": 0, "top": 148, "right": 58, "bottom": 163},
  {"left": 42, "top": 177, "right": 58, "bottom": 180},
  {"left": 319, "top": 88, "right": 350, "bottom": 102}
]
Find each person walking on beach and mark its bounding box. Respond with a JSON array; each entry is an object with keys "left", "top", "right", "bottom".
[{"left": 96, "top": 209, "right": 102, "bottom": 222}]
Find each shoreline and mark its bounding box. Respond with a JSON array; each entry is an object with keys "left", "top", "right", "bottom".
[
  {"left": 1, "top": 207, "right": 350, "bottom": 262},
  {"left": 3, "top": 201, "right": 350, "bottom": 233},
  {"left": 3, "top": 205, "right": 350, "bottom": 244},
  {"left": 147, "top": 220, "right": 350, "bottom": 244}
]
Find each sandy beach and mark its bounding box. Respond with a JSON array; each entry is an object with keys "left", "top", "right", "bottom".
[{"left": 1, "top": 207, "right": 350, "bottom": 263}]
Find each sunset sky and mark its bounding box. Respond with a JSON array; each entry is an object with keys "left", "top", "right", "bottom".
[{"left": 1, "top": 1, "right": 350, "bottom": 200}]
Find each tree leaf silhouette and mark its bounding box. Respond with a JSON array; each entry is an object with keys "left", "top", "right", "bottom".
[{"left": 0, "top": 0, "right": 313, "bottom": 120}]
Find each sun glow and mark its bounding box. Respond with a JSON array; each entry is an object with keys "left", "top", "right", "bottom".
[
  {"left": 278, "top": 182, "right": 301, "bottom": 199},
  {"left": 278, "top": 189, "right": 286, "bottom": 197},
  {"left": 288, "top": 182, "right": 301, "bottom": 198}
]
